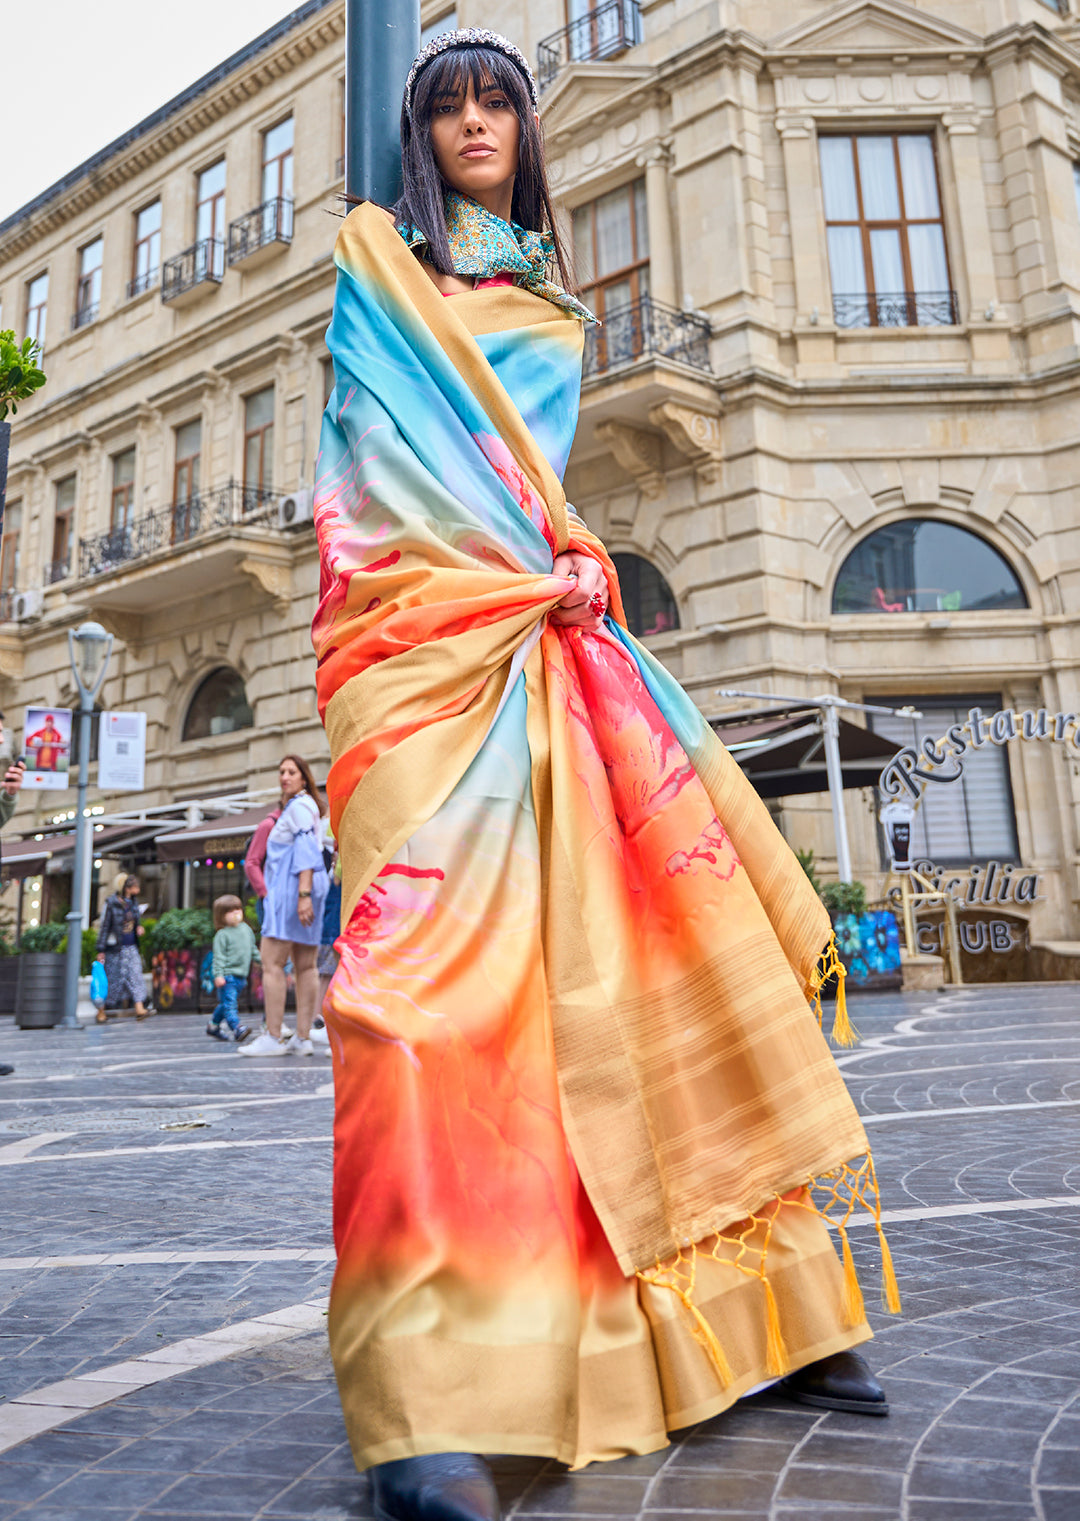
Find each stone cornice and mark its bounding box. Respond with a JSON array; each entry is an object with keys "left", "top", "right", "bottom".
[
  {"left": 0, "top": 3, "right": 345, "bottom": 265},
  {"left": 982, "top": 22, "right": 1080, "bottom": 79}
]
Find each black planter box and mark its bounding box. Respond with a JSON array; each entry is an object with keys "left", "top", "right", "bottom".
[
  {"left": 0, "top": 957, "right": 19, "bottom": 1015},
  {"left": 16, "top": 951, "right": 67, "bottom": 1028}
]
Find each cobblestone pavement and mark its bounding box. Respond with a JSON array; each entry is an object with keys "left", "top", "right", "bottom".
[{"left": 1, "top": 986, "right": 1080, "bottom": 1519}]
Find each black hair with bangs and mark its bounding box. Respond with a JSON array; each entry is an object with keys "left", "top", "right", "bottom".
[{"left": 395, "top": 45, "right": 573, "bottom": 289}]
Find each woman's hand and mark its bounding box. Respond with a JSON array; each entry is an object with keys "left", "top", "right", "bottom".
[
  {"left": 96, "top": 952, "right": 105, "bottom": 964},
  {"left": 298, "top": 896, "right": 315, "bottom": 928},
  {"left": 136, "top": 925, "right": 145, "bottom": 938},
  {"left": 550, "top": 551, "right": 609, "bottom": 630}
]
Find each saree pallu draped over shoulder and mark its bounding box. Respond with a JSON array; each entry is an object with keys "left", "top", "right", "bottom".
[{"left": 313, "top": 203, "right": 898, "bottom": 1472}]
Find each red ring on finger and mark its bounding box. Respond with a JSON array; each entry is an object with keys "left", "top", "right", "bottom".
[{"left": 589, "top": 593, "right": 606, "bottom": 619}]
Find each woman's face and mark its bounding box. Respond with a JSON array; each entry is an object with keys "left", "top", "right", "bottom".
[
  {"left": 279, "top": 759, "right": 303, "bottom": 797},
  {"left": 126, "top": 880, "right": 140, "bottom": 898},
  {"left": 428, "top": 76, "right": 520, "bottom": 206}
]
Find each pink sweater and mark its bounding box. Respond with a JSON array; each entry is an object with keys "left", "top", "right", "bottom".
[{"left": 244, "top": 807, "right": 281, "bottom": 898}]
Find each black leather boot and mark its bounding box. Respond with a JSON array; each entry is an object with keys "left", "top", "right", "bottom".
[
  {"left": 779, "top": 1350, "right": 889, "bottom": 1415},
  {"left": 370, "top": 1453, "right": 501, "bottom": 1521}
]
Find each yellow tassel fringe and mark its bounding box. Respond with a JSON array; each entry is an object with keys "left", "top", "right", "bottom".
[
  {"left": 810, "top": 933, "right": 858, "bottom": 1047},
  {"left": 838, "top": 1224, "right": 865, "bottom": 1327},
  {"left": 762, "top": 1276, "right": 790, "bottom": 1376}
]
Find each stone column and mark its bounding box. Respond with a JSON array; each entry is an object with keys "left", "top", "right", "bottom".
[
  {"left": 778, "top": 114, "right": 835, "bottom": 369},
  {"left": 943, "top": 114, "right": 1008, "bottom": 370},
  {"left": 641, "top": 146, "right": 677, "bottom": 308}
]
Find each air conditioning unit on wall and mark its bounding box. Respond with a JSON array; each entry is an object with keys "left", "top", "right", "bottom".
[
  {"left": 13, "top": 588, "right": 44, "bottom": 623},
  {"left": 278, "top": 488, "right": 314, "bottom": 529}
]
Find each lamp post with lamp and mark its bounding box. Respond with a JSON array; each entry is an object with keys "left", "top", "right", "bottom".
[{"left": 60, "top": 622, "right": 113, "bottom": 1029}]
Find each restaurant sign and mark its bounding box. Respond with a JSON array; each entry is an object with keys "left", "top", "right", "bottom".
[{"left": 880, "top": 705, "right": 1078, "bottom": 804}]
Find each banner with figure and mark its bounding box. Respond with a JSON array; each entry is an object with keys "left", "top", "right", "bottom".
[{"left": 22, "top": 706, "right": 71, "bottom": 790}]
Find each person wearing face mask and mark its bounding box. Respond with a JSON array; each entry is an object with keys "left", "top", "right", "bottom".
[
  {"left": 313, "top": 31, "right": 895, "bottom": 1521},
  {"left": 238, "top": 754, "right": 329, "bottom": 1057}
]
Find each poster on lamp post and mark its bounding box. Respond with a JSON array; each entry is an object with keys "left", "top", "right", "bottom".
[
  {"left": 98, "top": 711, "right": 147, "bottom": 792},
  {"left": 21, "top": 705, "right": 72, "bottom": 789}
]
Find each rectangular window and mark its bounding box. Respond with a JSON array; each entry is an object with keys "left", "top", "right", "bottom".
[
  {"left": 173, "top": 418, "right": 202, "bottom": 501},
  {"left": 261, "top": 117, "right": 294, "bottom": 240},
  {"left": 566, "top": 0, "right": 640, "bottom": 62},
  {"left": 820, "top": 133, "right": 954, "bottom": 328},
  {"left": 243, "top": 387, "right": 274, "bottom": 499},
  {"left": 111, "top": 448, "right": 136, "bottom": 533},
  {"left": 869, "top": 695, "right": 1019, "bottom": 865},
  {"left": 131, "top": 200, "right": 162, "bottom": 297},
  {"left": 51, "top": 476, "right": 76, "bottom": 582},
  {"left": 0, "top": 500, "right": 22, "bottom": 599},
  {"left": 74, "top": 238, "right": 103, "bottom": 328},
  {"left": 573, "top": 180, "right": 649, "bottom": 368},
  {"left": 196, "top": 160, "right": 227, "bottom": 278},
  {"left": 25, "top": 273, "right": 48, "bottom": 348}
]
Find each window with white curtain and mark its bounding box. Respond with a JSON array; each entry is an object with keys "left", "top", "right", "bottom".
[
  {"left": 869, "top": 696, "right": 1019, "bottom": 865},
  {"left": 820, "top": 133, "right": 955, "bottom": 328}
]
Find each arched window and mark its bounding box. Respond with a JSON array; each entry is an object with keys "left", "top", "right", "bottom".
[
  {"left": 182, "top": 668, "right": 254, "bottom": 741},
  {"left": 611, "top": 553, "right": 680, "bottom": 637},
  {"left": 832, "top": 521, "right": 1027, "bottom": 615}
]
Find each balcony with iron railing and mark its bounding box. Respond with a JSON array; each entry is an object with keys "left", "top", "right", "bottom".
[
  {"left": 583, "top": 296, "right": 712, "bottom": 380},
  {"left": 162, "top": 238, "right": 225, "bottom": 307},
  {"left": 76, "top": 480, "right": 287, "bottom": 613},
  {"left": 227, "top": 197, "right": 294, "bottom": 270},
  {"left": 538, "top": 0, "right": 642, "bottom": 89},
  {"left": 832, "top": 290, "right": 960, "bottom": 329},
  {"left": 71, "top": 302, "right": 99, "bottom": 331},
  {"left": 46, "top": 559, "right": 71, "bottom": 586},
  {"left": 127, "top": 267, "right": 158, "bottom": 300}
]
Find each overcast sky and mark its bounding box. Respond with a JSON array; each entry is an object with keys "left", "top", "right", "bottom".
[{"left": 2, "top": 1, "right": 305, "bottom": 223}]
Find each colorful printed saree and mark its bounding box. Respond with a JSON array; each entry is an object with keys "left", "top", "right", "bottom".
[{"left": 313, "top": 204, "right": 894, "bottom": 1471}]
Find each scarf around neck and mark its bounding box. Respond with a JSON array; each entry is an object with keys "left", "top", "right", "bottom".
[{"left": 398, "top": 191, "right": 599, "bottom": 326}]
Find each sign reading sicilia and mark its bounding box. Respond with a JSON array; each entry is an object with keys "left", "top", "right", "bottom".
[{"left": 877, "top": 706, "right": 1056, "bottom": 960}]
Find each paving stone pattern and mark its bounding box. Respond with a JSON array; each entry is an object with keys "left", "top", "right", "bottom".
[{"left": 1, "top": 987, "right": 1080, "bottom": 1517}]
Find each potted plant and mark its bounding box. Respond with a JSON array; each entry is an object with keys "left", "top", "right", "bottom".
[
  {"left": 820, "top": 880, "right": 902, "bottom": 993},
  {"left": 144, "top": 907, "right": 214, "bottom": 1012},
  {"left": 15, "top": 921, "right": 68, "bottom": 1029},
  {"left": 0, "top": 331, "right": 47, "bottom": 518}
]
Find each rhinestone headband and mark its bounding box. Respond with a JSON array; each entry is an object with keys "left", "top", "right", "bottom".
[{"left": 403, "top": 28, "right": 539, "bottom": 118}]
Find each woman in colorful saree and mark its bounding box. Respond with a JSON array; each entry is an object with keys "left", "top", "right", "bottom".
[{"left": 313, "top": 30, "right": 897, "bottom": 1521}]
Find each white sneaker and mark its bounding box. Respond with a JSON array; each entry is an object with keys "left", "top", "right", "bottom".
[
  {"left": 258, "top": 1022, "right": 293, "bottom": 1041},
  {"left": 284, "top": 1034, "right": 313, "bottom": 1056},
  {"left": 310, "top": 1020, "right": 330, "bottom": 1047},
  {"left": 237, "top": 1032, "right": 288, "bottom": 1057}
]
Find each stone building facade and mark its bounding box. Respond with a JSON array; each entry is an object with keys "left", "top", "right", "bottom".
[{"left": 1, "top": 0, "right": 1080, "bottom": 959}]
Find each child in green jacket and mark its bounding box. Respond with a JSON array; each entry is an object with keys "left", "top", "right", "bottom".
[{"left": 207, "top": 895, "right": 258, "bottom": 1043}]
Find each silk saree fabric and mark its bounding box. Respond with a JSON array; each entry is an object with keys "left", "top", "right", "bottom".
[{"left": 313, "top": 204, "right": 893, "bottom": 1470}]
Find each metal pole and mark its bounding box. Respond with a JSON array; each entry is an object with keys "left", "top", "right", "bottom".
[
  {"left": 60, "top": 696, "right": 92, "bottom": 1029},
  {"left": 822, "top": 704, "right": 853, "bottom": 883},
  {"left": 345, "top": 0, "right": 421, "bottom": 208}
]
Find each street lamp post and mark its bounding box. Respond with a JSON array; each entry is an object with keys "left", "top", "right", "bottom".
[
  {"left": 60, "top": 622, "right": 113, "bottom": 1030},
  {"left": 344, "top": 0, "right": 419, "bottom": 207}
]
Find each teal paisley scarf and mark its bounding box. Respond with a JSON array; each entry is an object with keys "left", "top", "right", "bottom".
[{"left": 398, "top": 191, "right": 599, "bottom": 326}]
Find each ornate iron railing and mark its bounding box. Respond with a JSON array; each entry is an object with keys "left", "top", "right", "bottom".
[
  {"left": 127, "top": 267, "right": 158, "bottom": 299},
  {"left": 227, "top": 197, "right": 294, "bottom": 265},
  {"left": 162, "top": 238, "right": 225, "bottom": 302},
  {"left": 71, "top": 302, "right": 98, "bottom": 331},
  {"left": 45, "top": 559, "right": 70, "bottom": 586},
  {"left": 583, "top": 295, "right": 712, "bottom": 379},
  {"left": 832, "top": 290, "right": 960, "bottom": 329},
  {"left": 78, "top": 480, "right": 281, "bottom": 580},
  {"left": 538, "top": 0, "right": 642, "bottom": 90}
]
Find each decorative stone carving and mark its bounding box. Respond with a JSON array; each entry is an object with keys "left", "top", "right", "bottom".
[
  {"left": 649, "top": 402, "right": 724, "bottom": 481},
  {"left": 594, "top": 421, "right": 664, "bottom": 498},
  {"left": 94, "top": 611, "right": 145, "bottom": 649},
  {"left": 240, "top": 556, "right": 292, "bottom": 614}
]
